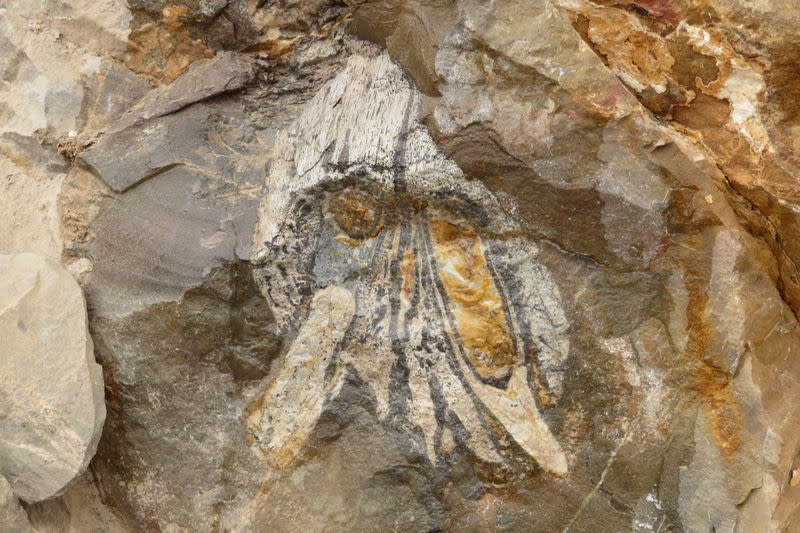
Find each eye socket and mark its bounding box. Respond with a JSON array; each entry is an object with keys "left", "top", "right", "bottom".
[{"left": 328, "top": 190, "right": 382, "bottom": 240}]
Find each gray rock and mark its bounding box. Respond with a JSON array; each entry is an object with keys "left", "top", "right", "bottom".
[
  {"left": 0, "top": 253, "right": 105, "bottom": 503},
  {"left": 79, "top": 52, "right": 258, "bottom": 192},
  {"left": 84, "top": 164, "right": 258, "bottom": 319},
  {"left": 89, "top": 261, "right": 283, "bottom": 531},
  {"left": 2, "top": 0, "right": 797, "bottom": 530},
  {"left": 127, "top": 51, "right": 257, "bottom": 124},
  {"left": 78, "top": 104, "right": 211, "bottom": 193}
]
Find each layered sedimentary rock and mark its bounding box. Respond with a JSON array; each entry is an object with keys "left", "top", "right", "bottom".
[
  {"left": 0, "top": 253, "right": 105, "bottom": 503},
  {"left": 1, "top": 0, "right": 799, "bottom": 531}
]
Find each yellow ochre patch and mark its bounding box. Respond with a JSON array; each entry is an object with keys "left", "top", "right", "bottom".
[
  {"left": 681, "top": 242, "right": 742, "bottom": 458},
  {"left": 427, "top": 219, "right": 516, "bottom": 383}
]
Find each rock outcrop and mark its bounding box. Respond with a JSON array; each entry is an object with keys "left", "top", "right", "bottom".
[
  {"left": 1, "top": 0, "right": 799, "bottom": 531},
  {"left": 0, "top": 253, "right": 105, "bottom": 503}
]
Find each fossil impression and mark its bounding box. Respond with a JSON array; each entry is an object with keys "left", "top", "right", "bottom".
[{"left": 247, "top": 50, "right": 571, "bottom": 476}]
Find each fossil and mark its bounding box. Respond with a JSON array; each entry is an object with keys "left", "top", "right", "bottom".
[{"left": 247, "top": 49, "right": 571, "bottom": 476}]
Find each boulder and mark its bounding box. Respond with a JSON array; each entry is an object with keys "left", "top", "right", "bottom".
[{"left": 0, "top": 253, "right": 105, "bottom": 503}]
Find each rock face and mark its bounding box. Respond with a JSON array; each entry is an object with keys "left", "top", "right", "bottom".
[
  {"left": 78, "top": 51, "right": 259, "bottom": 192},
  {"left": 0, "top": 253, "right": 105, "bottom": 503},
  {"left": 0, "top": 475, "right": 32, "bottom": 533},
  {"left": 1, "top": 0, "right": 800, "bottom": 531},
  {"left": 248, "top": 51, "right": 570, "bottom": 478}
]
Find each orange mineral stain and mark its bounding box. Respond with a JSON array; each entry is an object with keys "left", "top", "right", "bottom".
[
  {"left": 124, "top": 5, "right": 213, "bottom": 84},
  {"left": 400, "top": 247, "right": 416, "bottom": 302},
  {"left": 681, "top": 244, "right": 742, "bottom": 457},
  {"left": 687, "top": 294, "right": 742, "bottom": 457},
  {"left": 428, "top": 219, "right": 516, "bottom": 383},
  {"left": 329, "top": 190, "right": 383, "bottom": 242}
]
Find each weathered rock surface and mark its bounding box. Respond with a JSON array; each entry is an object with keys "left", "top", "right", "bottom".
[
  {"left": 0, "top": 135, "right": 69, "bottom": 260},
  {"left": 23, "top": 470, "right": 131, "bottom": 533},
  {"left": 0, "top": 475, "right": 32, "bottom": 533},
  {"left": 78, "top": 51, "right": 259, "bottom": 192},
  {"left": 0, "top": 0, "right": 130, "bottom": 138},
  {"left": 2, "top": 0, "right": 800, "bottom": 531},
  {"left": 0, "top": 253, "right": 105, "bottom": 503}
]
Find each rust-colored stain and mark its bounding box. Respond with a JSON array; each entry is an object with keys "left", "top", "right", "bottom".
[
  {"left": 682, "top": 250, "right": 741, "bottom": 457},
  {"left": 697, "top": 358, "right": 741, "bottom": 456},
  {"left": 124, "top": 6, "right": 213, "bottom": 84},
  {"left": 143, "top": 512, "right": 163, "bottom": 533},
  {"left": 329, "top": 190, "right": 383, "bottom": 241},
  {"left": 639, "top": 82, "right": 688, "bottom": 117},
  {"left": 102, "top": 362, "right": 123, "bottom": 412},
  {"left": 427, "top": 219, "right": 516, "bottom": 383},
  {"left": 400, "top": 246, "right": 415, "bottom": 302},
  {"left": 630, "top": 0, "right": 684, "bottom": 29}
]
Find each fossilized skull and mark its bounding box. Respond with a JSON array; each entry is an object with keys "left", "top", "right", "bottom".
[{"left": 248, "top": 49, "right": 571, "bottom": 476}]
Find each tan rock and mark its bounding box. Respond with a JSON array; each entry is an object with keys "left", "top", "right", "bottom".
[
  {"left": 0, "top": 475, "right": 32, "bottom": 533},
  {"left": 24, "top": 471, "right": 130, "bottom": 533},
  {"left": 0, "top": 161, "right": 63, "bottom": 260},
  {"left": 0, "top": 0, "right": 130, "bottom": 137},
  {"left": 0, "top": 0, "right": 794, "bottom": 529},
  {"left": 0, "top": 253, "right": 105, "bottom": 503}
]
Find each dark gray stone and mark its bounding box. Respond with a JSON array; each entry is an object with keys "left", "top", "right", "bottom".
[{"left": 79, "top": 52, "right": 257, "bottom": 192}]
